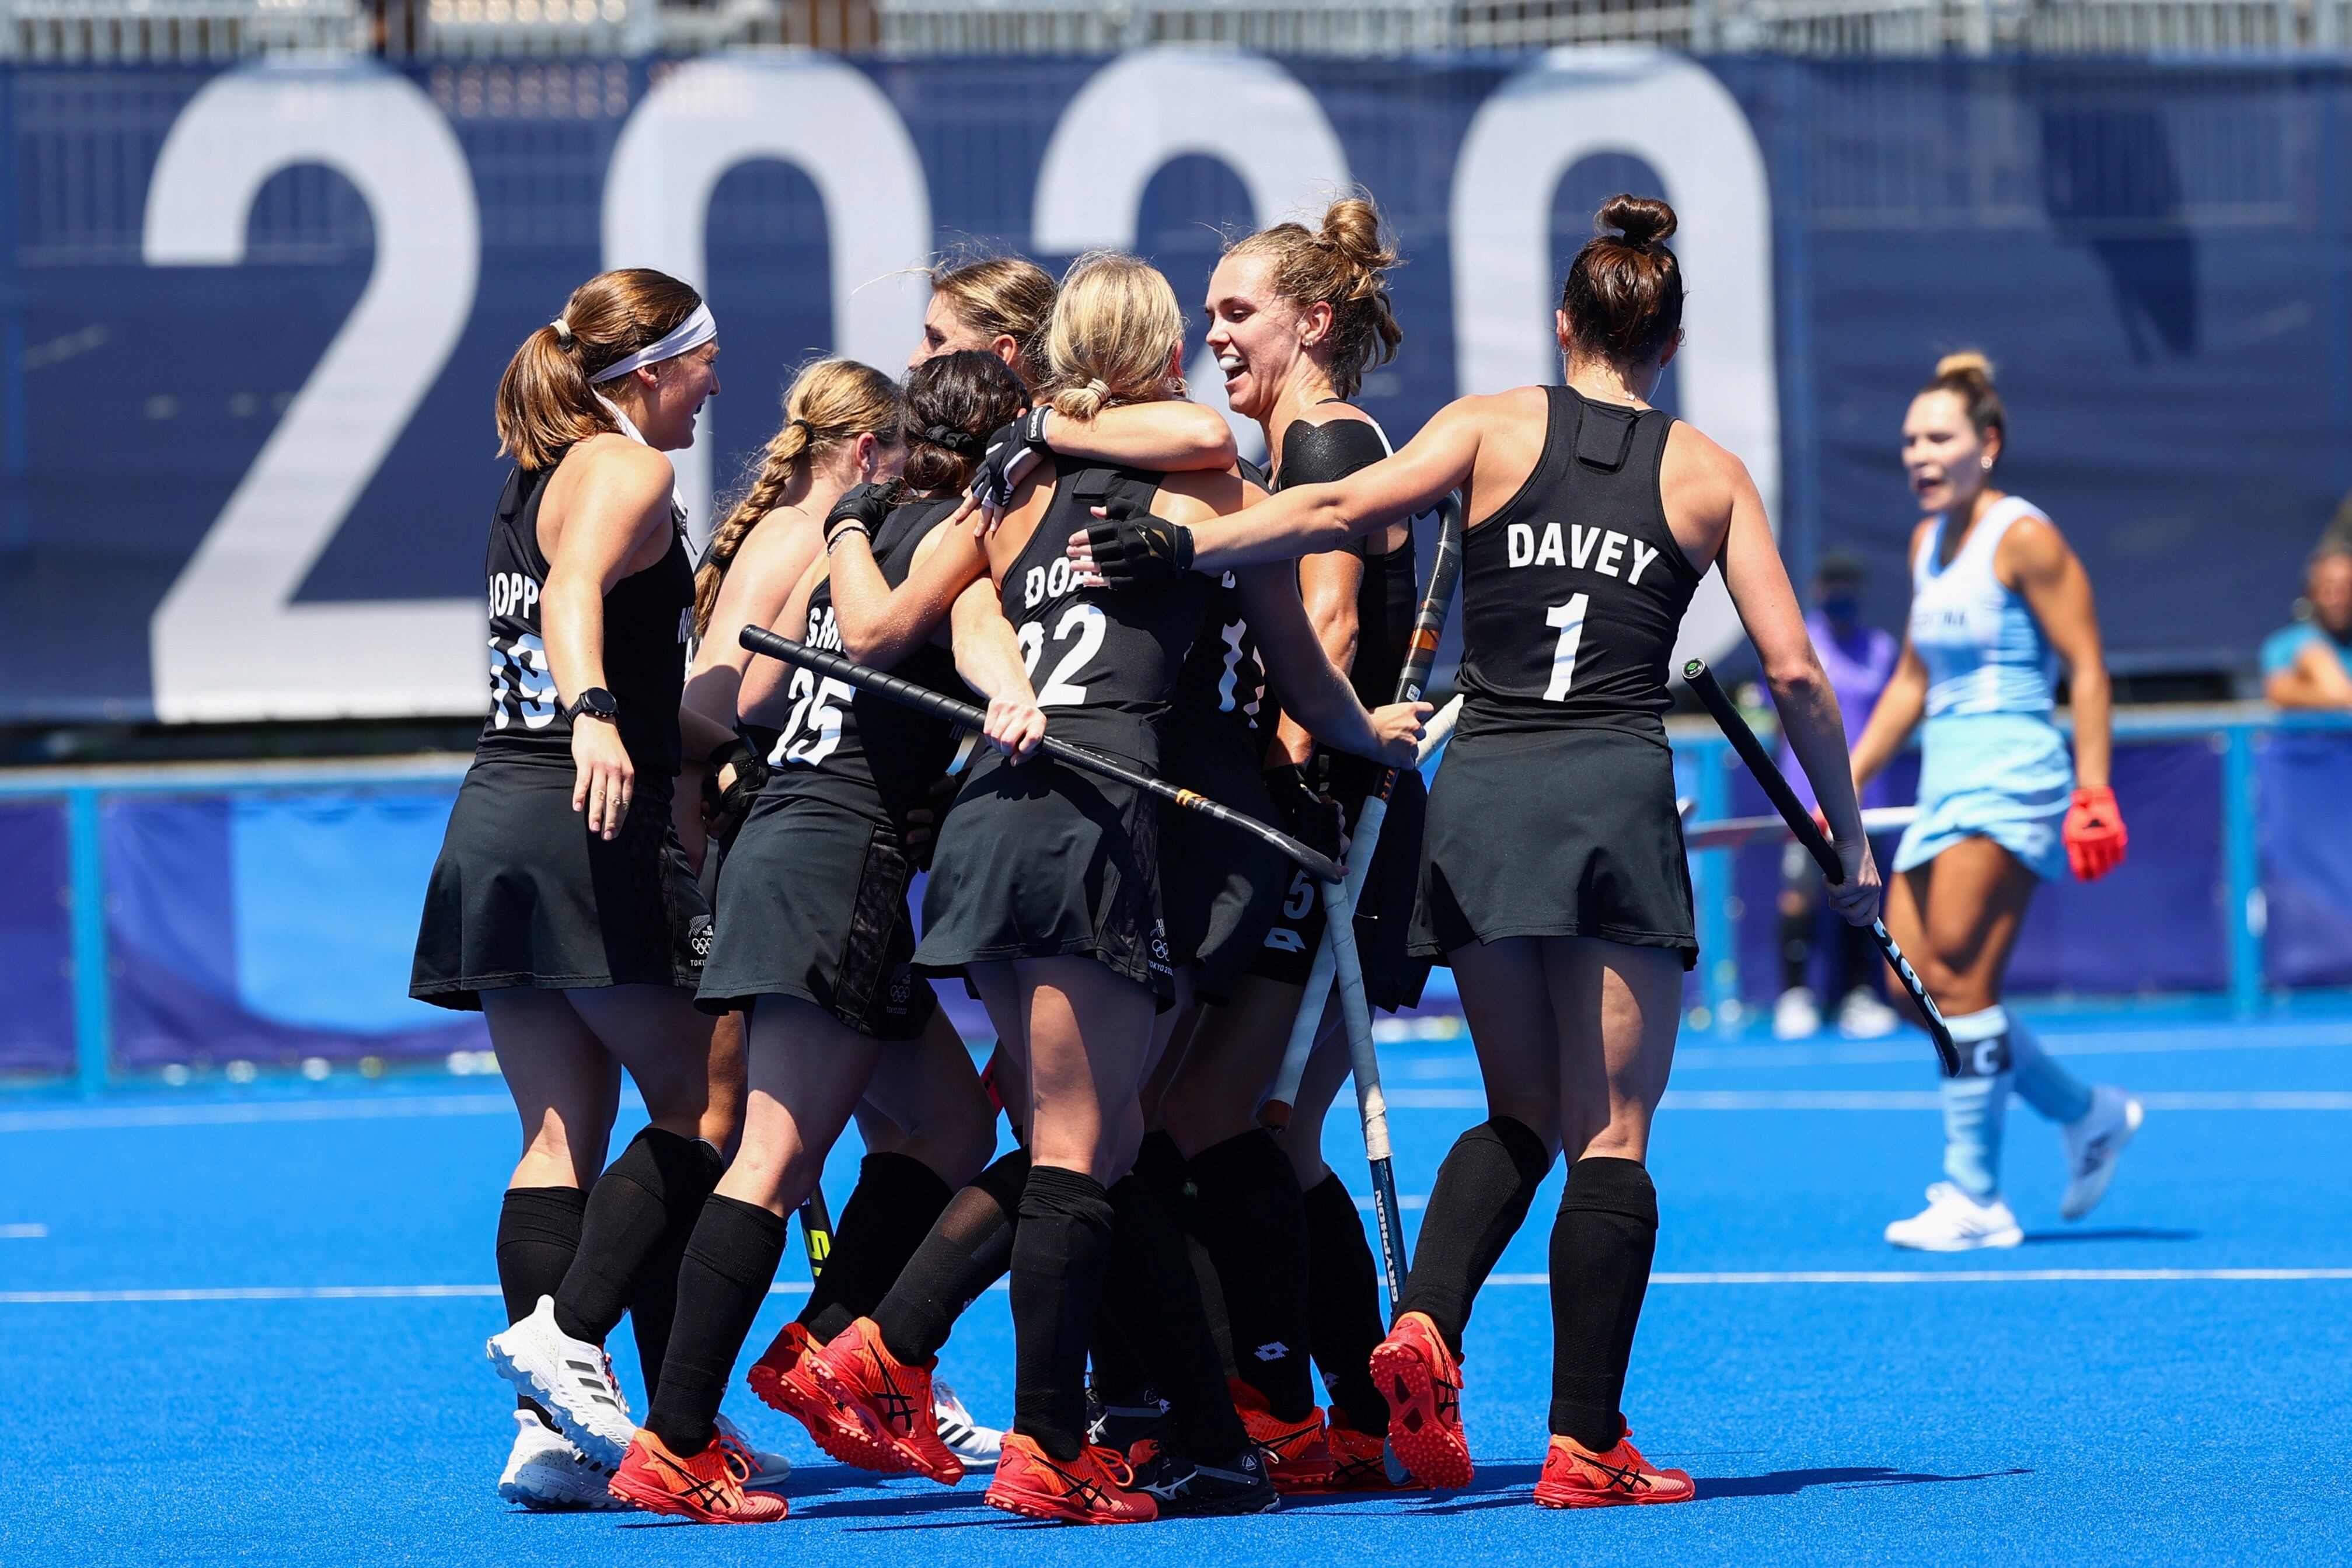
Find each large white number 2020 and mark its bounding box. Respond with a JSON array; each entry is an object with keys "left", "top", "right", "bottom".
[
  {"left": 142, "top": 60, "right": 483, "bottom": 722},
  {"left": 1544, "top": 595, "right": 1590, "bottom": 702},
  {"left": 1020, "top": 605, "right": 1107, "bottom": 708}
]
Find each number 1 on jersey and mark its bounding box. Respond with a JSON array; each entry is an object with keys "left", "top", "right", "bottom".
[{"left": 1544, "top": 595, "right": 1589, "bottom": 702}]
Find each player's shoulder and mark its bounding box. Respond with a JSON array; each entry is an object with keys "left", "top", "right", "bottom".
[
  {"left": 1156, "top": 465, "right": 1254, "bottom": 521},
  {"left": 1995, "top": 501, "right": 2074, "bottom": 572}
]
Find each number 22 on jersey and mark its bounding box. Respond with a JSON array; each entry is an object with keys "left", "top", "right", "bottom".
[{"left": 1018, "top": 603, "right": 1107, "bottom": 707}]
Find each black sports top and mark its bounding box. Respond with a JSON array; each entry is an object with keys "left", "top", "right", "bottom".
[
  {"left": 1455, "top": 385, "right": 1702, "bottom": 741},
  {"left": 766, "top": 496, "right": 971, "bottom": 827},
  {"left": 1170, "top": 452, "right": 1273, "bottom": 757},
  {"left": 481, "top": 462, "right": 693, "bottom": 776},
  {"left": 1001, "top": 460, "right": 1210, "bottom": 767},
  {"left": 1278, "top": 414, "right": 1415, "bottom": 711}
]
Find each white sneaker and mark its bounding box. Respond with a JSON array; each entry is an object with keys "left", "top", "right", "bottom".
[
  {"left": 1772, "top": 987, "right": 1821, "bottom": 1040},
  {"left": 713, "top": 1412, "right": 791, "bottom": 1491},
  {"left": 1884, "top": 1182, "right": 2025, "bottom": 1251},
  {"left": 931, "top": 1380, "right": 1002, "bottom": 1469},
  {"left": 498, "top": 1408, "right": 624, "bottom": 1511},
  {"left": 1835, "top": 987, "right": 1901, "bottom": 1039},
  {"left": 486, "top": 1295, "right": 636, "bottom": 1469},
  {"left": 2061, "top": 1086, "right": 2144, "bottom": 1221}
]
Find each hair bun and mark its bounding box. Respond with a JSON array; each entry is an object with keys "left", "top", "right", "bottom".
[
  {"left": 1319, "top": 196, "right": 1398, "bottom": 277},
  {"left": 1934, "top": 350, "right": 1995, "bottom": 385},
  {"left": 1598, "top": 194, "right": 1677, "bottom": 247}
]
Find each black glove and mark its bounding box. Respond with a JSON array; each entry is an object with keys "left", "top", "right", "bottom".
[
  {"left": 702, "top": 735, "right": 771, "bottom": 849},
  {"left": 1084, "top": 499, "right": 1195, "bottom": 591},
  {"left": 823, "top": 482, "right": 895, "bottom": 546},
  {"left": 1264, "top": 762, "right": 1343, "bottom": 862},
  {"left": 968, "top": 407, "right": 1053, "bottom": 512}
]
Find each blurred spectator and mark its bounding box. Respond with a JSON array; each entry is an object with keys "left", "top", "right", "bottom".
[
  {"left": 1775, "top": 551, "right": 1904, "bottom": 1039},
  {"left": 2262, "top": 539, "right": 2352, "bottom": 710}
]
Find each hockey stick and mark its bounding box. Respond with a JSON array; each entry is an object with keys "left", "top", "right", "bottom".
[
  {"left": 740, "top": 627, "right": 1343, "bottom": 885},
  {"left": 1261, "top": 493, "right": 1465, "bottom": 1129},
  {"left": 1680, "top": 660, "right": 1960, "bottom": 1076},
  {"left": 1684, "top": 804, "right": 1917, "bottom": 853},
  {"left": 796, "top": 1188, "right": 833, "bottom": 1279}
]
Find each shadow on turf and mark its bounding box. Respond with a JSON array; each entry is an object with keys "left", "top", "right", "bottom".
[
  {"left": 1389, "top": 1462, "right": 2031, "bottom": 1514},
  {"left": 2021, "top": 1228, "right": 2199, "bottom": 1244}
]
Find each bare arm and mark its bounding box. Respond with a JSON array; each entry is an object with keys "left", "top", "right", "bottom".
[
  {"left": 1077, "top": 400, "right": 1484, "bottom": 572},
  {"left": 1847, "top": 641, "right": 1928, "bottom": 788},
  {"left": 2267, "top": 640, "right": 2352, "bottom": 709},
  {"left": 2004, "top": 515, "right": 2111, "bottom": 791},
  {"left": 948, "top": 578, "right": 1046, "bottom": 762},
  {"left": 1716, "top": 453, "right": 1877, "bottom": 918},
  {"left": 1047, "top": 401, "right": 1237, "bottom": 473},
  {"left": 1271, "top": 549, "right": 1366, "bottom": 766},
  {"left": 1238, "top": 563, "right": 1422, "bottom": 766},
  {"left": 825, "top": 513, "right": 992, "bottom": 666}
]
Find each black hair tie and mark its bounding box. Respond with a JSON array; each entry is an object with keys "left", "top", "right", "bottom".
[{"left": 922, "top": 423, "right": 985, "bottom": 459}]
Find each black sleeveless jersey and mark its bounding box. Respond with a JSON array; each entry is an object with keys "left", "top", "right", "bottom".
[
  {"left": 1003, "top": 460, "right": 1211, "bottom": 767},
  {"left": 767, "top": 496, "right": 971, "bottom": 826},
  {"left": 481, "top": 462, "right": 693, "bottom": 776},
  {"left": 1456, "top": 386, "right": 1702, "bottom": 739},
  {"left": 1278, "top": 413, "right": 1414, "bottom": 710},
  {"left": 1170, "top": 456, "right": 1272, "bottom": 753}
]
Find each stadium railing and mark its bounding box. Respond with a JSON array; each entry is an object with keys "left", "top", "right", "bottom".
[
  {"left": 6, "top": 0, "right": 2351, "bottom": 57},
  {"left": 2, "top": 704, "right": 2349, "bottom": 1090}
]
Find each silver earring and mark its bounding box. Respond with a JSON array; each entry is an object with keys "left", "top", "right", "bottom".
[{"left": 1981, "top": 456, "right": 1993, "bottom": 469}]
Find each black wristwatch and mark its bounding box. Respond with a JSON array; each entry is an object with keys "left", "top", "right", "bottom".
[{"left": 565, "top": 687, "right": 619, "bottom": 725}]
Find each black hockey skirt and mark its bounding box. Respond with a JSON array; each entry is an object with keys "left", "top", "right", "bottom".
[
  {"left": 1253, "top": 755, "right": 1432, "bottom": 1011},
  {"left": 912, "top": 743, "right": 1174, "bottom": 1005},
  {"left": 1158, "top": 710, "right": 1290, "bottom": 1005},
  {"left": 695, "top": 781, "right": 936, "bottom": 1041},
  {"left": 1409, "top": 722, "right": 1697, "bottom": 969},
  {"left": 410, "top": 749, "right": 709, "bottom": 1010}
]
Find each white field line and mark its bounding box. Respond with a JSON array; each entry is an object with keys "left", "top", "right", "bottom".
[
  {"left": 1, "top": 1223, "right": 47, "bottom": 1238},
  {"left": 0, "top": 1095, "right": 515, "bottom": 1133},
  {"left": 1386, "top": 1089, "right": 2352, "bottom": 1111},
  {"left": 1670, "top": 1025, "right": 2352, "bottom": 1071},
  {"left": 11, "top": 1272, "right": 2349, "bottom": 1305}
]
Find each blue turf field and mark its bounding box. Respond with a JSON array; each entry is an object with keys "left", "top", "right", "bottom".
[{"left": 5, "top": 1008, "right": 2350, "bottom": 1567}]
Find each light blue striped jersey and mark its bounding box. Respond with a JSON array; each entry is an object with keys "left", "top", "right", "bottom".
[{"left": 1908, "top": 496, "right": 2058, "bottom": 720}]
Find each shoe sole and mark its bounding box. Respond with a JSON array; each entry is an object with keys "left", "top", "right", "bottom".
[
  {"left": 748, "top": 1360, "right": 853, "bottom": 1454},
  {"left": 1885, "top": 1225, "right": 2024, "bottom": 1252},
  {"left": 1534, "top": 1484, "right": 1695, "bottom": 1509},
  {"left": 1157, "top": 1489, "right": 1283, "bottom": 1517},
  {"left": 1370, "top": 1337, "right": 1472, "bottom": 1489},
  {"left": 983, "top": 1486, "right": 1153, "bottom": 1525},
  {"left": 607, "top": 1471, "right": 788, "bottom": 1525},
  {"left": 486, "top": 1336, "right": 631, "bottom": 1471},
  {"left": 803, "top": 1357, "right": 963, "bottom": 1485},
  {"left": 2061, "top": 1099, "right": 2143, "bottom": 1221},
  {"left": 500, "top": 1471, "right": 627, "bottom": 1512}
]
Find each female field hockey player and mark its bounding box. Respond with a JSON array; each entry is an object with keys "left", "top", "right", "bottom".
[
  {"left": 1072, "top": 194, "right": 1882, "bottom": 1507},
  {"left": 411, "top": 268, "right": 753, "bottom": 1508},
  {"left": 587, "top": 353, "right": 1027, "bottom": 1522},
  {"left": 1847, "top": 353, "right": 2140, "bottom": 1252},
  {"left": 1133, "top": 195, "right": 1424, "bottom": 1490}
]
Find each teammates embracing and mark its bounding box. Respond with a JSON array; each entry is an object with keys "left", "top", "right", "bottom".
[{"left": 416, "top": 191, "right": 1908, "bottom": 1525}]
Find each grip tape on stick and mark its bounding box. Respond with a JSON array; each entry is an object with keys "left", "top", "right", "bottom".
[{"left": 1680, "top": 659, "right": 1961, "bottom": 1077}]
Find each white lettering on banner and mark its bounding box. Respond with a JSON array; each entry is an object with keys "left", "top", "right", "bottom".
[
  {"left": 601, "top": 55, "right": 931, "bottom": 546},
  {"left": 142, "top": 59, "right": 483, "bottom": 722},
  {"left": 1032, "top": 48, "right": 1353, "bottom": 469},
  {"left": 1449, "top": 47, "right": 1778, "bottom": 669}
]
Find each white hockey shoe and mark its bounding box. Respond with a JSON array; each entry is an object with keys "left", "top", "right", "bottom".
[
  {"left": 1884, "top": 1182, "right": 2025, "bottom": 1252},
  {"left": 2060, "top": 1086, "right": 2144, "bottom": 1221},
  {"left": 933, "top": 1380, "right": 1003, "bottom": 1470},
  {"left": 498, "top": 1408, "right": 624, "bottom": 1511},
  {"left": 1772, "top": 987, "right": 1822, "bottom": 1040},
  {"left": 487, "top": 1295, "right": 636, "bottom": 1469},
  {"left": 714, "top": 1412, "right": 793, "bottom": 1491}
]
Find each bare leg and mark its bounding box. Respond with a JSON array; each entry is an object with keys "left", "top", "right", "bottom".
[{"left": 488, "top": 989, "right": 623, "bottom": 1190}]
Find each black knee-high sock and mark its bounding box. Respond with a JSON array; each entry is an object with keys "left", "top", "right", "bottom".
[
  {"left": 871, "top": 1149, "right": 1030, "bottom": 1365},
  {"left": 1396, "top": 1116, "right": 1554, "bottom": 1358},
  {"left": 497, "top": 1186, "right": 587, "bottom": 1420},
  {"left": 1102, "top": 1172, "right": 1253, "bottom": 1464},
  {"left": 552, "top": 1127, "right": 725, "bottom": 1348},
  {"left": 1187, "top": 1129, "right": 1315, "bottom": 1422},
  {"left": 1011, "top": 1164, "right": 1116, "bottom": 1462},
  {"left": 1301, "top": 1172, "right": 1388, "bottom": 1435},
  {"left": 1547, "top": 1157, "right": 1658, "bottom": 1452},
  {"left": 1135, "top": 1131, "right": 1237, "bottom": 1381},
  {"left": 798, "top": 1153, "right": 956, "bottom": 1345},
  {"left": 644, "top": 1196, "right": 789, "bottom": 1454}
]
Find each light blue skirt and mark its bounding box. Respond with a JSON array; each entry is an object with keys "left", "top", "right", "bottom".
[{"left": 1893, "top": 713, "right": 2073, "bottom": 883}]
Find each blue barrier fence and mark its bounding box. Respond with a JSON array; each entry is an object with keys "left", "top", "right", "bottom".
[{"left": 4, "top": 705, "right": 2350, "bottom": 1089}]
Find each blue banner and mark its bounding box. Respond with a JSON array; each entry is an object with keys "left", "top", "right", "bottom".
[{"left": 2, "top": 51, "right": 2347, "bottom": 722}]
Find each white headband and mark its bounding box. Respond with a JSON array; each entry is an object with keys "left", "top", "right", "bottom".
[{"left": 588, "top": 302, "right": 717, "bottom": 385}]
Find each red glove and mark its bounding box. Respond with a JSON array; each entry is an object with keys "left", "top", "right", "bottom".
[{"left": 2064, "top": 784, "right": 2128, "bottom": 882}]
